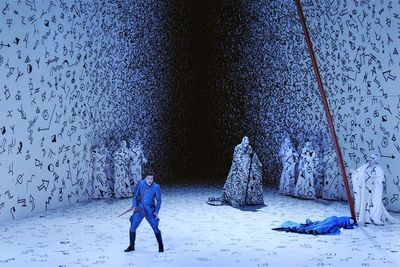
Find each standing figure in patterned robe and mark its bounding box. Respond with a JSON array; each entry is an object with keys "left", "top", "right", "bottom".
[
  {"left": 113, "top": 140, "right": 133, "bottom": 198},
  {"left": 92, "top": 143, "right": 112, "bottom": 198},
  {"left": 106, "top": 138, "right": 118, "bottom": 194},
  {"left": 321, "top": 132, "right": 348, "bottom": 201},
  {"left": 321, "top": 146, "right": 340, "bottom": 200},
  {"left": 294, "top": 141, "right": 317, "bottom": 199},
  {"left": 279, "top": 137, "right": 298, "bottom": 196},
  {"left": 128, "top": 139, "right": 148, "bottom": 191},
  {"left": 311, "top": 134, "right": 324, "bottom": 198},
  {"left": 351, "top": 154, "right": 398, "bottom": 225},
  {"left": 207, "top": 136, "right": 263, "bottom": 207}
]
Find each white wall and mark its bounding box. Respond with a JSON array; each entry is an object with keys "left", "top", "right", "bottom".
[
  {"left": 0, "top": 0, "right": 144, "bottom": 221},
  {"left": 253, "top": 0, "right": 400, "bottom": 212},
  {"left": 298, "top": 0, "right": 400, "bottom": 212}
]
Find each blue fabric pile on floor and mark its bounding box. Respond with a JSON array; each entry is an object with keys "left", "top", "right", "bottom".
[{"left": 272, "top": 216, "right": 357, "bottom": 235}]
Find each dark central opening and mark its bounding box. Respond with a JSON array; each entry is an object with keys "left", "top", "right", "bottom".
[
  {"left": 186, "top": 1, "right": 214, "bottom": 179},
  {"left": 166, "top": 1, "right": 250, "bottom": 184}
]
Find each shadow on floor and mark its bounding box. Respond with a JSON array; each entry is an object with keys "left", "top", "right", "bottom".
[{"left": 236, "top": 204, "right": 267, "bottom": 212}]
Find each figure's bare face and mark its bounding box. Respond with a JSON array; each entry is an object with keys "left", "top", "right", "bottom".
[
  {"left": 242, "top": 136, "right": 249, "bottom": 148},
  {"left": 367, "top": 154, "right": 378, "bottom": 166},
  {"left": 145, "top": 175, "right": 154, "bottom": 186}
]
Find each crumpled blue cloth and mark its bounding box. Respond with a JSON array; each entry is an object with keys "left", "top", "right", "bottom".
[{"left": 272, "top": 216, "right": 356, "bottom": 235}]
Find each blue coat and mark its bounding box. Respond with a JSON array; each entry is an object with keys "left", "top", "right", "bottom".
[{"left": 132, "top": 180, "right": 162, "bottom": 216}]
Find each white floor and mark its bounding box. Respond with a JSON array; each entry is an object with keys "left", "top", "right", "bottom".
[{"left": 0, "top": 186, "right": 399, "bottom": 267}]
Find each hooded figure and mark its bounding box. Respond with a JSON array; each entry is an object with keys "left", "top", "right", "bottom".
[
  {"left": 105, "top": 138, "right": 118, "bottom": 193},
  {"left": 294, "top": 141, "right": 317, "bottom": 199},
  {"left": 207, "top": 136, "right": 263, "bottom": 207},
  {"left": 351, "top": 154, "right": 398, "bottom": 225},
  {"left": 91, "top": 143, "right": 112, "bottom": 198},
  {"left": 278, "top": 136, "right": 298, "bottom": 196},
  {"left": 113, "top": 140, "right": 133, "bottom": 198},
  {"left": 128, "top": 139, "right": 147, "bottom": 191}
]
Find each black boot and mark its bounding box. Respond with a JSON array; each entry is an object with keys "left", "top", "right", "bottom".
[
  {"left": 124, "top": 232, "right": 136, "bottom": 252},
  {"left": 155, "top": 232, "right": 164, "bottom": 252}
]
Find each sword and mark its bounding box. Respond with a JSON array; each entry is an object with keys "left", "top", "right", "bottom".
[{"left": 117, "top": 207, "right": 135, "bottom": 217}]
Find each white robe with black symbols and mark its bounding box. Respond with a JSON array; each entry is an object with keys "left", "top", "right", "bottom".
[
  {"left": 294, "top": 144, "right": 317, "bottom": 199},
  {"left": 128, "top": 144, "right": 146, "bottom": 191},
  {"left": 91, "top": 145, "right": 112, "bottom": 199},
  {"left": 113, "top": 146, "right": 133, "bottom": 198},
  {"left": 279, "top": 139, "right": 297, "bottom": 196},
  {"left": 322, "top": 148, "right": 340, "bottom": 200},
  {"left": 105, "top": 143, "right": 117, "bottom": 193},
  {"left": 220, "top": 144, "right": 263, "bottom": 207},
  {"left": 352, "top": 163, "right": 397, "bottom": 224}
]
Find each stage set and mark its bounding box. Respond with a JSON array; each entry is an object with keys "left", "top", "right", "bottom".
[{"left": 1, "top": 0, "right": 400, "bottom": 267}]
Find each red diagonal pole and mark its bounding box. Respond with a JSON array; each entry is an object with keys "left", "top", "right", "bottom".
[{"left": 294, "top": 0, "right": 356, "bottom": 221}]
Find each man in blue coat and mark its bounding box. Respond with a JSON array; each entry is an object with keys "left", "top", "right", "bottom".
[{"left": 124, "top": 175, "right": 164, "bottom": 252}]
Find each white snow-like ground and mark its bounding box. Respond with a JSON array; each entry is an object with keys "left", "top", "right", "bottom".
[{"left": 0, "top": 186, "right": 399, "bottom": 267}]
